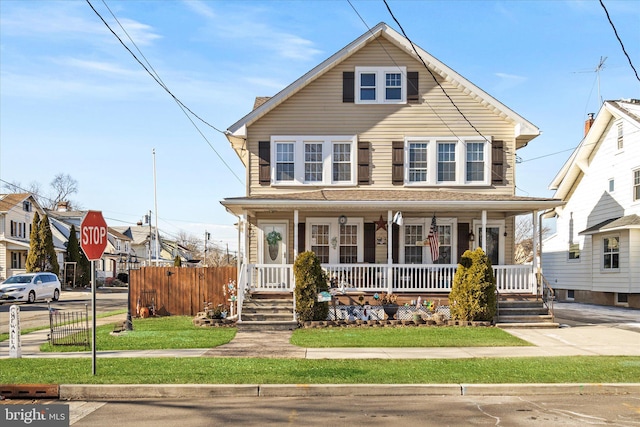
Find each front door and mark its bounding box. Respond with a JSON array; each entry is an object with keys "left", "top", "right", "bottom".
[
  {"left": 476, "top": 226, "right": 500, "bottom": 265},
  {"left": 260, "top": 223, "right": 287, "bottom": 264}
]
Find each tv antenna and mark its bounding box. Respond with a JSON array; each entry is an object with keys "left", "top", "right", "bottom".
[{"left": 574, "top": 56, "right": 607, "bottom": 106}]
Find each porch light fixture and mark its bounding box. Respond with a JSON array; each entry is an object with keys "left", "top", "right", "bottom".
[
  {"left": 393, "top": 211, "right": 403, "bottom": 226},
  {"left": 468, "top": 232, "right": 475, "bottom": 242}
]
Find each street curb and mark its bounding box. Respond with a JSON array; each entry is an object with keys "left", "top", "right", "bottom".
[
  {"left": 461, "top": 383, "right": 640, "bottom": 396},
  {"left": 59, "top": 384, "right": 260, "bottom": 399},
  {"left": 57, "top": 383, "right": 640, "bottom": 400},
  {"left": 258, "top": 384, "right": 461, "bottom": 397}
]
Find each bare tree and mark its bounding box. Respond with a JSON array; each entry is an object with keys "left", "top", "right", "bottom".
[
  {"left": 49, "top": 173, "right": 78, "bottom": 209},
  {"left": 176, "top": 230, "right": 202, "bottom": 254},
  {"left": 3, "top": 180, "right": 43, "bottom": 203},
  {"left": 515, "top": 215, "right": 551, "bottom": 264}
]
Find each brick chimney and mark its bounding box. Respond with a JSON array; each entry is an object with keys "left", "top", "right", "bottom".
[
  {"left": 56, "top": 201, "right": 69, "bottom": 211},
  {"left": 584, "top": 113, "right": 595, "bottom": 136}
]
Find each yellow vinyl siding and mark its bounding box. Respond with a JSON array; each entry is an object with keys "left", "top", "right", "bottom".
[{"left": 246, "top": 38, "right": 517, "bottom": 196}]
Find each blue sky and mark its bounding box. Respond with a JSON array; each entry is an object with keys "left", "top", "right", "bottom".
[{"left": 1, "top": 0, "right": 639, "bottom": 252}]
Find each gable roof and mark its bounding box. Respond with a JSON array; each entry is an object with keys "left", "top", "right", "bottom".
[
  {"left": 0, "top": 193, "right": 42, "bottom": 214},
  {"left": 549, "top": 99, "right": 640, "bottom": 200},
  {"left": 226, "top": 22, "right": 539, "bottom": 145}
]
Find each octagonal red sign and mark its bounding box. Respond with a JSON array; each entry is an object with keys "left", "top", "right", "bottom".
[{"left": 80, "top": 210, "right": 108, "bottom": 261}]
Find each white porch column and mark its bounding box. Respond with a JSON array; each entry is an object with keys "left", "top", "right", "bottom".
[
  {"left": 387, "top": 210, "right": 393, "bottom": 293},
  {"left": 532, "top": 210, "right": 539, "bottom": 296},
  {"left": 481, "top": 210, "right": 487, "bottom": 253},
  {"left": 293, "top": 210, "right": 299, "bottom": 259}
]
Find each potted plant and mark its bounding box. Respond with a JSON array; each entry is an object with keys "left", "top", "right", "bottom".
[
  {"left": 266, "top": 230, "right": 282, "bottom": 261},
  {"left": 376, "top": 292, "right": 399, "bottom": 320}
]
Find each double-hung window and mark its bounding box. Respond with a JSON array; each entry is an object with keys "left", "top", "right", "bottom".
[
  {"left": 438, "top": 142, "right": 456, "bottom": 182},
  {"left": 275, "top": 142, "right": 295, "bottom": 182},
  {"left": 305, "top": 143, "right": 323, "bottom": 182},
  {"left": 355, "top": 66, "right": 406, "bottom": 104},
  {"left": 404, "top": 137, "right": 490, "bottom": 185},
  {"left": 633, "top": 169, "right": 640, "bottom": 201},
  {"left": 466, "top": 142, "right": 485, "bottom": 181},
  {"left": 408, "top": 142, "right": 428, "bottom": 183},
  {"left": 603, "top": 236, "right": 619, "bottom": 269},
  {"left": 333, "top": 143, "right": 352, "bottom": 182},
  {"left": 404, "top": 224, "right": 424, "bottom": 264},
  {"left": 272, "top": 136, "right": 356, "bottom": 185}
]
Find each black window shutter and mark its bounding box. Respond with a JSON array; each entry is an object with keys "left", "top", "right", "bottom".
[
  {"left": 392, "top": 141, "right": 404, "bottom": 185},
  {"left": 343, "top": 71, "right": 355, "bottom": 103},
  {"left": 457, "top": 223, "right": 470, "bottom": 261},
  {"left": 258, "top": 141, "right": 271, "bottom": 185},
  {"left": 491, "top": 140, "right": 504, "bottom": 185},
  {"left": 297, "top": 223, "right": 306, "bottom": 254},
  {"left": 358, "top": 141, "right": 370, "bottom": 185},
  {"left": 407, "top": 71, "right": 419, "bottom": 103},
  {"left": 364, "top": 223, "right": 376, "bottom": 263}
]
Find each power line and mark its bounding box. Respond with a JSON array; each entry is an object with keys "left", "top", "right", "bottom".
[
  {"left": 86, "top": 0, "right": 243, "bottom": 185},
  {"left": 347, "top": 0, "right": 514, "bottom": 184},
  {"left": 599, "top": 0, "right": 640, "bottom": 82},
  {"left": 382, "top": 0, "right": 493, "bottom": 146}
]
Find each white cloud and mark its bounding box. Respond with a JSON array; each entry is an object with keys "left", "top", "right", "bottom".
[{"left": 493, "top": 72, "right": 527, "bottom": 92}]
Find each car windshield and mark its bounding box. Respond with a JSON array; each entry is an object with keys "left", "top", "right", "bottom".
[{"left": 3, "top": 275, "right": 34, "bottom": 284}]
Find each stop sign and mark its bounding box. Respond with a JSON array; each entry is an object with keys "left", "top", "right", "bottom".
[{"left": 80, "top": 210, "right": 108, "bottom": 261}]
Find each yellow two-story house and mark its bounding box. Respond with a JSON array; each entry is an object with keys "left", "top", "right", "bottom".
[{"left": 222, "top": 23, "right": 562, "bottom": 313}]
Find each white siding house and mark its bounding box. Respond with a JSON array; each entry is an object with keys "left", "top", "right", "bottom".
[{"left": 542, "top": 100, "right": 640, "bottom": 308}]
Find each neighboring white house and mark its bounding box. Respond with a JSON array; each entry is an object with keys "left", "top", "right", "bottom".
[
  {"left": 542, "top": 99, "right": 640, "bottom": 308},
  {"left": 0, "top": 193, "right": 51, "bottom": 280}
]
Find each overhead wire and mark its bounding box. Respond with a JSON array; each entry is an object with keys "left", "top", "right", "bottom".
[
  {"left": 598, "top": 0, "right": 640, "bottom": 83},
  {"left": 347, "top": 0, "right": 516, "bottom": 185},
  {"left": 86, "top": 0, "right": 243, "bottom": 185}
]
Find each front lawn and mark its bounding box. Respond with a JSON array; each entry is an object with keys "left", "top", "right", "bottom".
[
  {"left": 1, "top": 356, "right": 639, "bottom": 384},
  {"left": 291, "top": 327, "right": 530, "bottom": 347},
  {"left": 40, "top": 316, "right": 236, "bottom": 352}
]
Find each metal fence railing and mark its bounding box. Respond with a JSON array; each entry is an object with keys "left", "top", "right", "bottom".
[{"left": 48, "top": 303, "right": 90, "bottom": 347}]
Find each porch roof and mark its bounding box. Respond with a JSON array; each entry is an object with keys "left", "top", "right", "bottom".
[
  {"left": 221, "top": 189, "right": 563, "bottom": 216},
  {"left": 579, "top": 214, "right": 640, "bottom": 235}
]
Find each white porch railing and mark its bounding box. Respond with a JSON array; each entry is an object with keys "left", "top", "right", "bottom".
[{"left": 239, "top": 263, "right": 535, "bottom": 295}]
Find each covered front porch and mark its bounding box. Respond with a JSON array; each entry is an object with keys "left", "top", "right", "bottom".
[{"left": 222, "top": 189, "right": 563, "bottom": 320}]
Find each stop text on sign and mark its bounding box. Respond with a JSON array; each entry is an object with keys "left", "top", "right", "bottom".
[{"left": 82, "top": 226, "right": 107, "bottom": 246}]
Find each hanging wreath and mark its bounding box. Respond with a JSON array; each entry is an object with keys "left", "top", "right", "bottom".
[{"left": 266, "top": 230, "right": 282, "bottom": 246}]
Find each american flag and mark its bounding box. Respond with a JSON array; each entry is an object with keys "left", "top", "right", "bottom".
[{"left": 428, "top": 214, "right": 439, "bottom": 262}]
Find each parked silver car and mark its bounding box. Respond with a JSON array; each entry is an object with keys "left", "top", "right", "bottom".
[{"left": 0, "top": 272, "right": 61, "bottom": 304}]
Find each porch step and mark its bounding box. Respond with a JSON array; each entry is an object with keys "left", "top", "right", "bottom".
[
  {"left": 496, "top": 299, "right": 557, "bottom": 327},
  {"left": 237, "top": 320, "right": 298, "bottom": 331},
  {"left": 496, "top": 322, "right": 560, "bottom": 329},
  {"left": 240, "top": 294, "right": 296, "bottom": 330}
]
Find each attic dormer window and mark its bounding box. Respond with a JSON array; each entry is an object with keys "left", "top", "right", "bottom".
[{"left": 355, "top": 66, "right": 406, "bottom": 104}]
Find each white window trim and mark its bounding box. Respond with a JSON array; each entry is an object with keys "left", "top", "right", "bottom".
[
  {"left": 306, "top": 217, "right": 364, "bottom": 264},
  {"left": 271, "top": 136, "right": 357, "bottom": 186},
  {"left": 632, "top": 168, "right": 640, "bottom": 203},
  {"left": 355, "top": 66, "right": 406, "bottom": 104},
  {"left": 404, "top": 137, "right": 491, "bottom": 186},
  {"left": 601, "top": 234, "right": 620, "bottom": 272},
  {"left": 399, "top": 217, "right": 456, "bottom": 264}
]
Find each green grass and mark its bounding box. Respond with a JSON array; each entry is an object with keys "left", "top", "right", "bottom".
[
  {"left": 0, "top": 309, "right": 128, "bottom": 342},
  {"left": 1, "top": 357, "right": 639, "bottom": 384},
  {"left": 40, "top": 316, "right": 236, "bottom": 352},
  {"left": 291, "top": 327, "right": 530, "bottom": 347}
]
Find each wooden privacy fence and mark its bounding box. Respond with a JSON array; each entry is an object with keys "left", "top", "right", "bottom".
[{"left": 129, "top": 267, "right": 237, "bottom": 317}]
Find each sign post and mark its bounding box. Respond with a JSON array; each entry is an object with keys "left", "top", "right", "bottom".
[
  {"left": 9, "top": 305, "right": 21, "bottom": 358},
  {"left": 80, "top": 210, "right": 108, "bottom": 376}
]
